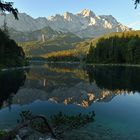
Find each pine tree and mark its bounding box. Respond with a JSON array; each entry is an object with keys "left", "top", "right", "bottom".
[{"left": 0, "top": 0, "right": 18, "bottom": 19}]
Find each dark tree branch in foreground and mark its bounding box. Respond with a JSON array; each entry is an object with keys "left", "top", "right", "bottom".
[
  {"left": 1, "top": 115, "right": 56, "bottom": 140},
  {"left": 134, "top": 0, "right": 140, "bottom": 8},
  {"left": 0, "top": 1, "right": 18, "bottom": 19}
]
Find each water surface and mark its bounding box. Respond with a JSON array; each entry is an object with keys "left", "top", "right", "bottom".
[{"left": 0, "top": 63, "right": 140, "bottom": 140}]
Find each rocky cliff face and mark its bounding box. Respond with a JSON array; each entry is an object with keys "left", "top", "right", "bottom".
[{"left": 0, "top": 9, "right": 131, "bottom": 38}]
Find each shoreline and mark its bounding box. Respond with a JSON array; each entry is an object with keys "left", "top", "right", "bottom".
[{"left": 0, "top": 61, "right": 140, "bottom": 72}]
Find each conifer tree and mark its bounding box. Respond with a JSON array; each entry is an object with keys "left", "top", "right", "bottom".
[{"left": 0, "top": 0, "right": 18, "bottom": 19}]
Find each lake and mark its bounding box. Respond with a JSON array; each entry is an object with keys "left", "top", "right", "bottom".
[{"left": 0, "top": 63, "right": 140, "bottom": 140}]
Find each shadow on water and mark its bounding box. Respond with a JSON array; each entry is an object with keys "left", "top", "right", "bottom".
[
  {"left": 86, "top": 65, "right": 140, "bottom": 92},
  {"left": 0, "top": 70, "right": 27, "bottom": 108}
]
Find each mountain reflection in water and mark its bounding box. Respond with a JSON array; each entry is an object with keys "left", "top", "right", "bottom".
[
  {"left": 0, "top": 63, "right": 140, "bottom": 139},
  {"left": 0, "top": 63, "right": 140, "bottom": 108}
]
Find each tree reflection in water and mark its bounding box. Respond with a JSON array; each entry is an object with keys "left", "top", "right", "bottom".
[
  {"left": 0, "top": 70, "right": 26, "bottom": 108},
  {"left": 86, "top": 65, "right": 140, "bottom": 92}
]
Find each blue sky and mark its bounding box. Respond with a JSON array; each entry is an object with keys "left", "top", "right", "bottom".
[{"left": 11, "top": 0, "right": 140, "bottom": 30}]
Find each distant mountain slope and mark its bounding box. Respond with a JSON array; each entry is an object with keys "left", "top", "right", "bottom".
[
  {"left": 86, "top": 30, "right": 140, "bottom": 64},
  {"left": 19, "top": 31, "right": 83, "bottom": 57},
  {"left": 9, "top": 26, "right": 61, "bottom": 42},
  {"left": 0, "top": 9, "right": 131, "bottom": 38},
  {"left": 40, "top": 30, "right": 140, "bottom": 61},
  {"left": 75, "top": 30, "right": 140, "bottom": 52}
]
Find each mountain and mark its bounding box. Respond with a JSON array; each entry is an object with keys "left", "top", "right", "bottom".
[
  {"left": 18, "top": 28, "right": 82, "bottom": 57},
  {"left": 8, "top": 26, "right": 62, "bottom": 42},
  {"left": 0, "top": 9, "right": 131, "bottom": 38}
]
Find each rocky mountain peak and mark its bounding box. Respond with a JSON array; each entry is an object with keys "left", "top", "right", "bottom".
[
  {"left": 63, "top": 12, "right": 72, "bottom": 16},
  {"left": 0, "top": 9, "right": 131, "bottom": 38},
  {"left": 63, "top": 12, "right": 74, "bottom": 20},
  {"left": 79, "top": 9, "right": 95, "bottom": 17}
]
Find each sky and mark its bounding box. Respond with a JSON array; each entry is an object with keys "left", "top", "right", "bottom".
[{"left": 11, "top": 0, "right": 140, "bottom": 30}]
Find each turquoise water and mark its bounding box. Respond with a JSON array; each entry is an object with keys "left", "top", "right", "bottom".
[{"left": 0, "top": 63, "right": 140, "bottom": 139}]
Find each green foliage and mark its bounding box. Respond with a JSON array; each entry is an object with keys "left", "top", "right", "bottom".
[
  {"left": 0, "top": 29, "right": 26, "bottom": 68},
  {"left": 17, "top": 110, "right": 48, "bottom": 133},
  {"left": 0, "top": 130, "right": 8, "bottom": 137},
  {"left": 0, "top": 110, "right": 95, "bottom": 139},
  {"left": 134, "top": 0, "right": 140, "bottom": 8},
  {"left": 17, "top": 110, "right": 33, "bottom": 123},
  {"left": 87, "top": 32, "right": 140, "bottom": 64},
  {"left": 17, "top": 110, "right": 95, "bottom": 134},
  {"left": 31, "top": 119, "right": 48, "bottom": 133},
  {"left": 51, "top": 111, "right": 95, "bottom": 130},
  {"left": 0, "top": 1, "right": 18, "bottom": 19}
]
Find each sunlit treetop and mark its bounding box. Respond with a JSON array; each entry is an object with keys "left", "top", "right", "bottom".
[{"left": 0, "top": 0, "right": 18, "bottom": 19}]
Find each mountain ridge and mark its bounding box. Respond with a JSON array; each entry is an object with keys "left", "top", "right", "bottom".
[{"left": 0, "top": 9, "right": 131, "bottom": 38}]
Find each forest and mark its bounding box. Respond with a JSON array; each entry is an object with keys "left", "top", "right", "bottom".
[
  {"left": 0, "top": 1, "right": 26, "bottom": 68},
  {"left": 86, "top": 33, "right": 140, "bottom": 64},
  {"left": 0, "top": 30, "right": 26, "bottom": 68}
]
